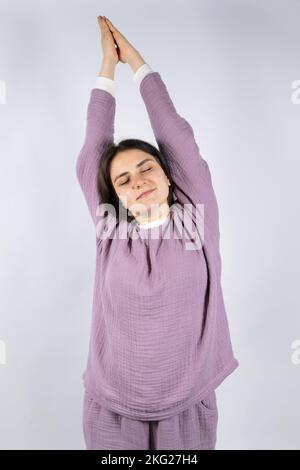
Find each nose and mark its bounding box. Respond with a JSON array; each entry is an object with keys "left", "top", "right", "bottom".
[{"left": 132, "top": 174, "right": 147, "bottom": 190}]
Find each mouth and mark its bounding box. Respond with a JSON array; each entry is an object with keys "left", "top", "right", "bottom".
[{"left": 137, "top": 188, "right": 156, "bottom": 200}]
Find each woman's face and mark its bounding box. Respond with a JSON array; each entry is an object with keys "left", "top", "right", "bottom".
[{"left": 110, "top": 149, "right": 171, "bottom": 220}]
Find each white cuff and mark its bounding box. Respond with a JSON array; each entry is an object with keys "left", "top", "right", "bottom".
[
  {"left": 133, "top": 63, "right": 155, "bottom": 87},
  {"left": 94, "top": 76, "right": 116, "bottom": 98}
]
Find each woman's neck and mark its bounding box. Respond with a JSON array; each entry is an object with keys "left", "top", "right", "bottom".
[{"left": 135, "top": 204, "right": 170, "bottom": 226}]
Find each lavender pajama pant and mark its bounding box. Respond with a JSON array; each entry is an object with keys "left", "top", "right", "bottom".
[{"left": 82, "top": 389, "right": 218, "bottom": 450}]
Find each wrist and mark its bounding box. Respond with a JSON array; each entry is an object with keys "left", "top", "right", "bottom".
[
  {"left": 98, "top": 58, "right": 116, "bottom": 79},
  {"left": 128, "top": 51, "right": 146, "bottom": 74}
]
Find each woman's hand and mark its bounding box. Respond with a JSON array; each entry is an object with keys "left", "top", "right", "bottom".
[
  {"left": 102, "top": 16, "right": 146, "bottom": 71},
  {"left": 97, "top": 15, "right": 119, "bottom": 65}
]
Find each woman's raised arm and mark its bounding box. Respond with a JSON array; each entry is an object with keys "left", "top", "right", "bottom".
[{"left": 76, "top": 17, "right": 117, "bottom": 227}]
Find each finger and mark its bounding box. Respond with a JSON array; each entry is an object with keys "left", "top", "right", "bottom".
[
  {"left": 104, "top": 17, "right": 117, "bottom": 33},
  {"left": 97, "top": 15, "right": 110, "bottom": 32},
  {"left": 97, "top": 16, "right": 105, "bottom": 30}
]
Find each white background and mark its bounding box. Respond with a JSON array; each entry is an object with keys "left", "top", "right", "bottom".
[{"left": 0, "top": 0, "right": 300, "bottom": 449}]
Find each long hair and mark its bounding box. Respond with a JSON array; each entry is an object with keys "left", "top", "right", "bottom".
[{"left": 97, "top": 138, "right": 176, "bottom": 223}]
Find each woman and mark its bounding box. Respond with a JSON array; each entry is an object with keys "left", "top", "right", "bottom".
[{"left": 76, "top": 16, "right": 239, "bottom": 450}]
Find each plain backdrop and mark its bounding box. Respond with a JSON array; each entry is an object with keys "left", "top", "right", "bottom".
[{"left": 0, "top": 0, "right": 300, "bottom": 450}]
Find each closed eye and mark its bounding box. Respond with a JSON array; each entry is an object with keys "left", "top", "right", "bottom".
[{"left": 119, "top": 167, "right": 152, "bottom": 186}]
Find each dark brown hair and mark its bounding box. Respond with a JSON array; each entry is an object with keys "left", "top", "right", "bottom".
[{"left": 97, "top": 138, "right": 175, "bottom": 223}]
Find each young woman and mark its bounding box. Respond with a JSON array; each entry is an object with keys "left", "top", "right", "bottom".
[{"left": 76, "top": 16, "right": 239, "bottom": 450}]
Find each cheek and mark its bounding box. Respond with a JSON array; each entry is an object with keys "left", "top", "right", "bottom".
[
  {"left": 157, "top": 186, "right": 169, "bottom": 201},
  {"left": 150, "top": 173, "right": 164, "bottom": 187},
  {"left": 155, "top": 177, "right": 169, "bottom": 196},
  {"left": 116, "top": 187, "right": 134, "bottom": 207}
]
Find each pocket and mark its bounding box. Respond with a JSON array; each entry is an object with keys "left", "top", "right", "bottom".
[{"left": 197, "top": 389, "right": 218, "bottom": 413}]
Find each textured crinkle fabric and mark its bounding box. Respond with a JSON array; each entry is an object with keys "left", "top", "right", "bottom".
[
  {"left": 76, "top": 71, "right": 239, "bottom": 421},
  {"left": 83, "top": 388, "right": 218, "bottom": 450}
]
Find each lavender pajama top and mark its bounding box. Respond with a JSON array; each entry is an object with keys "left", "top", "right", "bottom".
[{"left": 76, "top": 63, "right": 239, "bottom": 421}]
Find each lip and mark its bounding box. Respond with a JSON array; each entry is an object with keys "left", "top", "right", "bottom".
[{"left": 137, "top": 188, "right": 156, "bottom": 200}]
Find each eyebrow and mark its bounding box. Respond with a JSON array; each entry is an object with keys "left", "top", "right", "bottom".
[{"left": 113, "top": 158, "right": 155, "bottom": 184}]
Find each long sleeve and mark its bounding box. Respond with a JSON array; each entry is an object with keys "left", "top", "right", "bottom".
[
  {"left": 138, "top": 71, "right": 220, "bottom": 241},
  {"left": 76, "top": 88, "right": 116, "bottom": 226},
  {"left": 94, "top": 76, "right": 116, "bottom": 98},
  {"left": 133, "top": 63, "right": 155, "bottom": 87},
  {"left": 93, "top": 63, "right": 154, "bottom": 97}
]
